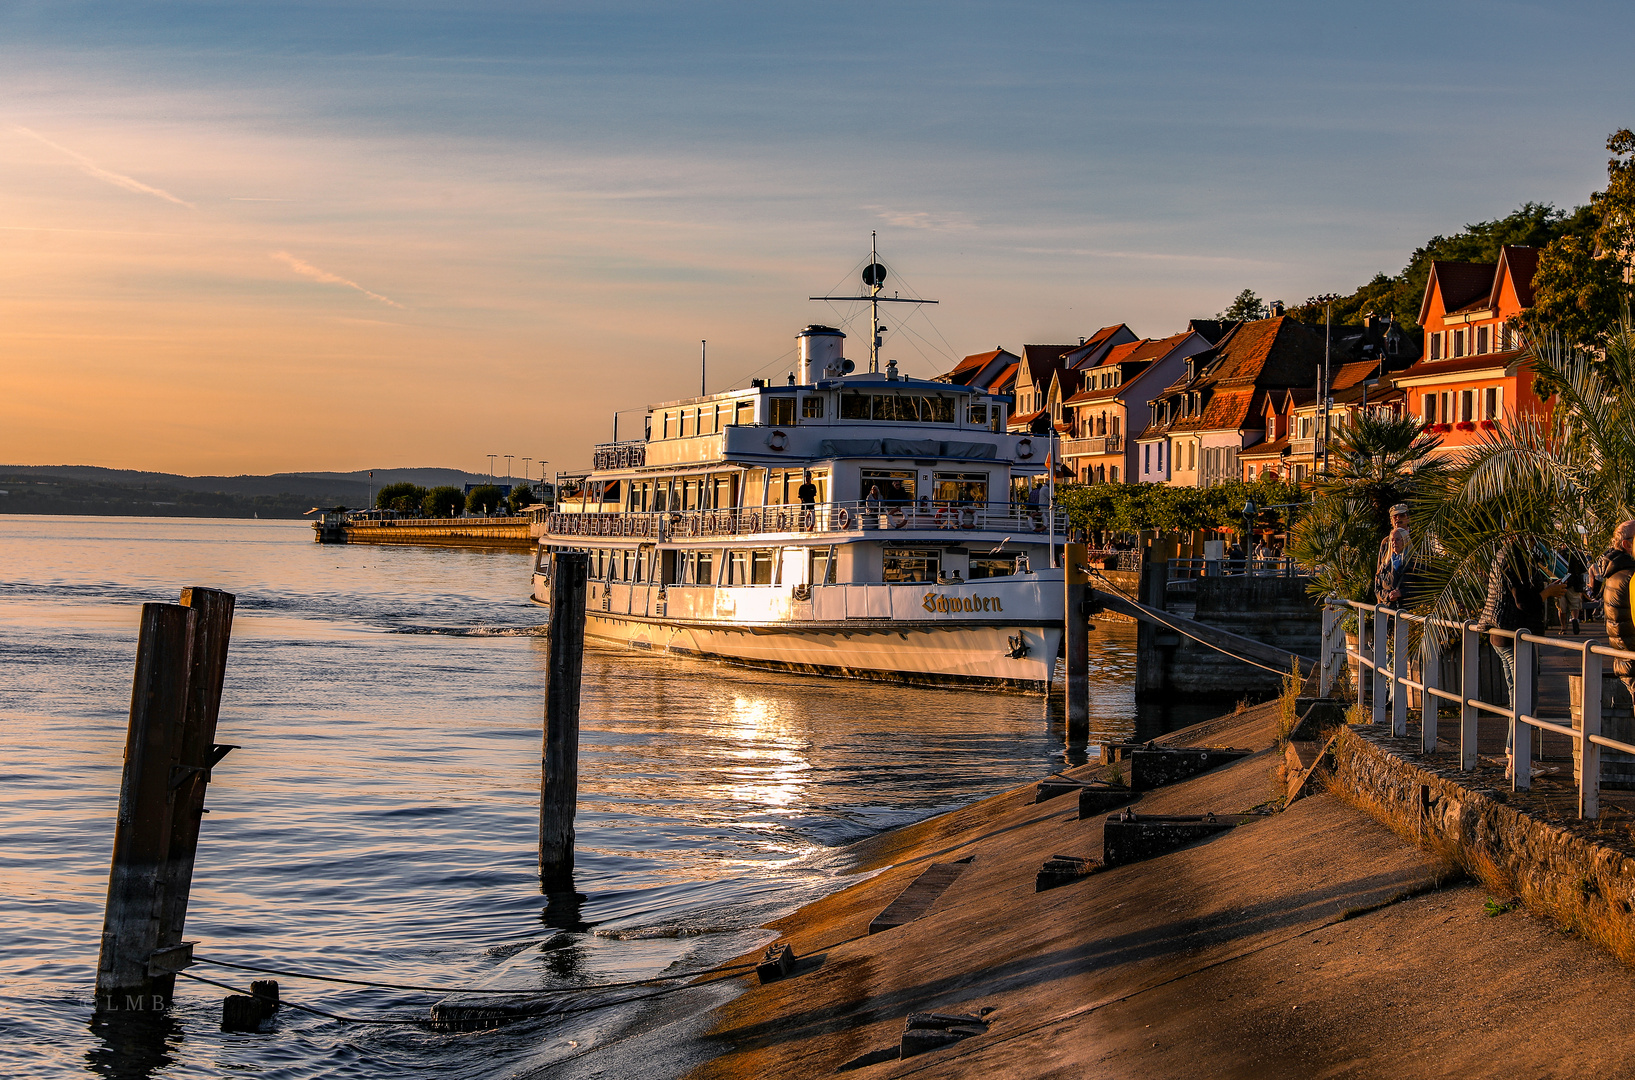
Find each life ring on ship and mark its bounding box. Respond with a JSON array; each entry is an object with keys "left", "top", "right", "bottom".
[
  {"left": 1016, "top": 437, "right": 1035, "bottom": 459},
  {"left": 887, "top": 507, "right": 908, "bottom": 529},
  {"left": 836, "top": 507, "right": 850, "bottom": 529},
  {"left": 745, "top": 510, "right": 762, "bottom": 533},
  {"left": 935, "top": 507, "right": 955, "bottom": 529},
  {"left": 767, "top": 429, "right": 789, "bottom": 452},
  {"left": 622, "top": 517, "right": 634, "bottom": 536},
  {"left": 960, "top": 508, "right": 977, "bottom": 530}
]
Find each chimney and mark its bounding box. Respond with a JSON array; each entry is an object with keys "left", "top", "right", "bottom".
[{"left": 1269, "top": 301, "right": 1285, "bottom": 317}]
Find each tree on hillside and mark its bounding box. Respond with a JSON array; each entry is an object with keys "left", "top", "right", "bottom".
[
  {"left": 465, "top": 485, "right": 505, "bottom": 515},
  {"left": 376, "top": 481, "right": 428, "bottom": 513},
  {"left": 1218, "top": 289, "right": 1268, "bottom": 321},
  {"left": 1525, "top": 130, "right": 1635, "bottom": 350},
  {"left": 422, "top": 485, "right": 464, "bottom": 518}
]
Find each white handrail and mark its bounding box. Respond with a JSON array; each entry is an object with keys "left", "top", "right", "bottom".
[{"left": 1321, "top": 597, "right": 1635, "bottom": 819}]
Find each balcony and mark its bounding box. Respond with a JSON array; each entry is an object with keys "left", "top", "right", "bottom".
[
  {"left": 1060, "top": 435, "right": 1124, "bottom": 457},
  {"left": 535, "top": 500, "right": 1068, "bottom": 542}
]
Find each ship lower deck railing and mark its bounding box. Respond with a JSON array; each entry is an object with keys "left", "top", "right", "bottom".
[
  {"left": 1322, "top": 597, "right": 1635, "bottom": 819},
  {"left": 535, "top": 501, "right": 1067, "bottom": 542}
]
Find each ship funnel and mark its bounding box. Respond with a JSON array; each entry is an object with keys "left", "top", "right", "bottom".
[{"left": 797, "top": 325, "right": 846, "bottom": 384}]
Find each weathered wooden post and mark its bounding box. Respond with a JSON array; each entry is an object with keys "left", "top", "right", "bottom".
[
  {"left": 155, "top": 588, "right": 236, "bottom": 1001},
  {"left": 96, "top": 603, "right": 196, "bottom": 1015},
  {"left": 540, "top": 550, "right": 588, "bottom": 893},
  {"left": 1063, "top": 542, "right": 1090, "bottom": 744}
]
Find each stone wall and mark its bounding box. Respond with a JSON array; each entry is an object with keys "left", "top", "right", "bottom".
[
  {"left": 1140, "top": 574, "right": 1320, "bottom": 699},
  {"left": 1328, "top": 725, "right": 1635, "bottom": 964}
]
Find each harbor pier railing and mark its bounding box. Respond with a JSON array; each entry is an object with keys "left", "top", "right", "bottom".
[{"left": 1320, "top": 598, "right": 1635, "bottom": 819}]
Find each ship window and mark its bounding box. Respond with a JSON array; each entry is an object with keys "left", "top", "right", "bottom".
[
  {"left": 802, "top": 395, "right": 825, "bottom": 419},
  {"left": 967, "top": 402, "right": 988, "bottom": 426},
  {"left": 840, "top": 392, "right": 956, "bottom": 423},
  {"left": 969, "top": 554, "right": 1018, "bottom": 579},
  {"left": 728, "top": 550, "right": 749, "bottom": 584},
  {"left": 933, "top": 472, "right": 988, "bottom": 504},
  {"left": 695, "top": 550, "right": 715, "bottom": 585},
  {"left": 770, "top": 396, "right": 797, "bottom": 426},
  {"left": 810, "top": 546, "right": 837, "bottom": 585},
  {"left": 882, "top": 547, "right": 939, "bottom": 584},
  {"left": 599, "top": 480, "right": 621, "bottom": 506},
  {"left": 751, "top": 549, "right": 776, "bottom": 585},
  {"left": 734, "top": 400, "right": 753, "bottom": 426},
  {"left": 637, "top": 548, "right": 651, "bottom": 582},
  {"left": 623, "top": 549, "right": 636, "bottom": 582},
  {"left": 860, "top": 469, "right": 915, "bottom": 505}
]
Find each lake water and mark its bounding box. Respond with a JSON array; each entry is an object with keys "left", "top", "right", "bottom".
[{"left": 0, "top": 516, "right": 1209, "bottom": 1079}]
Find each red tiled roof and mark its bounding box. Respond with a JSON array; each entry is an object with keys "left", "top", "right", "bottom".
[
  {"left": 1238, "top": 435, "right": 1291, "bottom": 460},
  {"left": 1420, "top": 261, "right": 1497, "bottom": 326},
  {"left": 985, "top": 362, "right": 1019, "bottom": 392},
  {"left": 1095, "top": 339, "right": 1146, "bottom": 368},
  {"left": 1494, "top": 245, "right": 1540, "bottom": 309},
  {"left": 1331, "top": 359, "right": 1378, "bottom": 392},
  {"left": 1393, "top": 348, "right": 1526, "bottom": 382},
  {"left": 947, "top": 348, "right": 1006, "bottom": 380}
]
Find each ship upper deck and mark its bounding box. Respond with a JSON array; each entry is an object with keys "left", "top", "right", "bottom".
[{"left": 531, "top": 499, "right": 1065, "bottom": 545}]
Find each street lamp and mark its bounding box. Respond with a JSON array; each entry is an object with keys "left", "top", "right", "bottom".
[
  {"left": 1242, "top": 498, "right": 1258, "bottom": 551},
  {"left": 522, "top": 457, "right": 532, "bottom": 482},
  {"left": 504, "top": 454, "right": 514, "bottom": 479},
  {"left": 487, "top": 454, "right": 497, "bottom": 479}
]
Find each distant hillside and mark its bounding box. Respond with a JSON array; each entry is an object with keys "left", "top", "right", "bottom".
[{"left": 0, "top": 466, "right": 494, "bottom": 519}]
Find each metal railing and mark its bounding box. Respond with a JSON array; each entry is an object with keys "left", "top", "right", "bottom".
[
  {"left": 1320, "top": 598, "right": 1635, "bottom": 819},
  {"left": 536, "top": 500, "right": 1067, "bottom": 542},
  {"left": 1060, "top": 435, "right": 1124, "bottom": 457},
  {"left": 1168, "top": 556, "right": 1302, "bottom": 580},
  {"left": 1081, "top": 547, "right": 1142, "bottom": 572}
]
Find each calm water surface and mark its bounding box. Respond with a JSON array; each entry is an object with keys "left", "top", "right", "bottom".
[{"left": 0, "top": 517, "right": 1205, "bottom": 1079}]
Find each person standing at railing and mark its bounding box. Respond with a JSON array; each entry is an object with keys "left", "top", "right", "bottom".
[
  {"left": 1373, "top": 528, "right": 1412, "bottom": 606},
  {"left": 797, "top": 470, "right": 817, "bottom": 530},
  {"left": 1375, "top": 503, "right": 1411, "bottom": 580},
  {"left": 1595, "top": 521, "right": 1635, "bottom": 705}
]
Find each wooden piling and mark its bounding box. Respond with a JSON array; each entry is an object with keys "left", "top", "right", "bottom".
[
  {"left": 1064, "top": 542, "right": 1090, "bottom": 743},
  {"left": 540, "top": 550, "right": 588, "bottom": 892},
  {"left": 96, "top": 603, "right": 196, "bottom": 1014},
  {"left": 154, "top": 587, "right": 236, "bottom": 1001}
]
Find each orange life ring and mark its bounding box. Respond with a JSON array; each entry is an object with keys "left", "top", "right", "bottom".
[
  {"left": 1016, "top": 437, "right": 1035, "bottom": 459},
  {"left": 888, "top": 507, "right": 907, "bottom": 529},
  {"left": 768, "top": 430, "right": 789, "bottom": 452},
  {"left": 745, "top": 510, "right": 762, "bottom": 532},
  {"left": 836, "top": 507, "right": 850, "bottom": 529}
]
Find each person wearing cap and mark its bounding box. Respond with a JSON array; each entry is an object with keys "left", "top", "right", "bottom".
[{"left": 1376, "top": 503, "right": 1410, "bottom": 579}]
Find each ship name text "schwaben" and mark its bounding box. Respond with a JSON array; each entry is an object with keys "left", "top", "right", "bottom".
[{"left": 922, "top": 594, "right": 1003, "bottom": 613}]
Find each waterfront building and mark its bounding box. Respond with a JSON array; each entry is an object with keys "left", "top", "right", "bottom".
[
  {"left": 1005, "top": 325, "right": 1138, "bottom": 434},
  {"left": 1389, "top": 246, "right": 1545, "bottom": 456},
  {"left": 1137, "top": 316, "right": 1327, "bottom": 488},
  {"left": 1062, "top": 330, "right": 1212, "bottom": 484},
  {"left": 939, "top": 347, "right": 1021, "bottom": 397}
]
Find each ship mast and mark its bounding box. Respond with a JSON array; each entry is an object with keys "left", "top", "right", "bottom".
[{"left": 810, "top": 231, "right": 938, "bottom": 374}]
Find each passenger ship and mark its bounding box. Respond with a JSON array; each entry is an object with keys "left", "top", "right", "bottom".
[{"left": 529, "top": 259, "right": 1065, "bottom": 690}]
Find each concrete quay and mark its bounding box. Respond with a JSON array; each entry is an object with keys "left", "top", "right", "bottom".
[
  {"left": 335, "top": 516, "right": 533, "bottom": 548},
  {"left": 689, "top": 701, "right": 1635, "bottom": 1079}
]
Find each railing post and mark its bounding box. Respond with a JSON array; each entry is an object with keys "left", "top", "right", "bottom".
[
  {"left": 1421, "top": 622, "right": 1440, "bottom": 754},
  {"left": 1460, "top": 622, "right": 1480, "bottom": 770},
  {"left": 1372, "top": 607, "right": 1389, "bottom": 726},
  {"left": 1391, "top": 611, "right": 1408, "bottom": 737},
  {"left": 1319, "top": 601, "right": 1339, "bottom": 697},
  {"left": 1581, "top": 643, "right": 1602, "bottom": 820},
  {"left": 1513, "top": 631, "right": 1534, "bottom": 792}
]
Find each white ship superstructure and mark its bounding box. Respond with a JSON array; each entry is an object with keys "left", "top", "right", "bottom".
[{"left": 531, "top": 252, "right": 1065, "bottom": 690}]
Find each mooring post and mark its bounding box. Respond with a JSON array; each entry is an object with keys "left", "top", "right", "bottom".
[
  {"left": 153, "top": 588, "right": 236, "bottom": 1002},
  {"left": 540, "top": 550, "right": 588, "bottom": 892},
  {"left": 97, "top": 603, "right": 196, "bottom": 1014},
  {"left": 1064, "top": 543, "right": 1090, "bottom": 744}
]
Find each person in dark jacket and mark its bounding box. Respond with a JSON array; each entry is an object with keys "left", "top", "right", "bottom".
[
  {"left": 1476, "top": 544, "right": 1552, "bottom": 777},
  {"left": 1597, "top": 521, "right": 1635, "bottom": 702}
]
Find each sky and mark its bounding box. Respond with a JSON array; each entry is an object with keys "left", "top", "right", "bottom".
[{"left": 2, "top": 1, "right": 1633, "bottom": 478}]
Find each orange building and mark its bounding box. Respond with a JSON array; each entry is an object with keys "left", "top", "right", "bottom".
[{"left": 1390, "top": 246, "right": 1546, "bottom": 454}]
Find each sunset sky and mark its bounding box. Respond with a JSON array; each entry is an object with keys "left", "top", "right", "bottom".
[{"left": 3, "top": 1, "right": 1632, "bottom": 477}]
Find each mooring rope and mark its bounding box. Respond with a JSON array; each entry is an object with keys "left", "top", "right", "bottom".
[{"left": 1090, "top": 569, "right": 1305, "bottom": 679}]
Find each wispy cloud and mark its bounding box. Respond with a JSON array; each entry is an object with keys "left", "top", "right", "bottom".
[
  {"left": 1019, "top": 246, "right": 1274, "bottom": 267},
  {"left": 865, "top": 206, "right": 975, "bottom": 231},
  {"left": 15, "top": 126, "right": 194, "bottom": 207},
  {"left": 271, "top": 251, "right": 403, "bottom": 308}
]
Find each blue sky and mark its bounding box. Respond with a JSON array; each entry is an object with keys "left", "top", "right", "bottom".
[{"left": 3, "top": 1, "right": 1631, "bottom": 473}]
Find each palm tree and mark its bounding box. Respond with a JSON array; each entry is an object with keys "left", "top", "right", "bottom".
[
  {"left": 1289, "top": 411, "right": 1445, "bottom": 602},
  {"left": 1411, "top": 313, "right": 1635, "bottom": 629}
]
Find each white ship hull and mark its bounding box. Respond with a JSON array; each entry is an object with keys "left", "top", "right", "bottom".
[{"left": 531, "top": 575, "right": 1063, "bottom": 691}]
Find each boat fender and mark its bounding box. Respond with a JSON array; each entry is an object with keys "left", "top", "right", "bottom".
[
  {"left": 1016, "top": 437, "right": 1035, "bottom": 459},
  {"left": 768, "top": 430, "right": 789, "bottom": 451}
]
